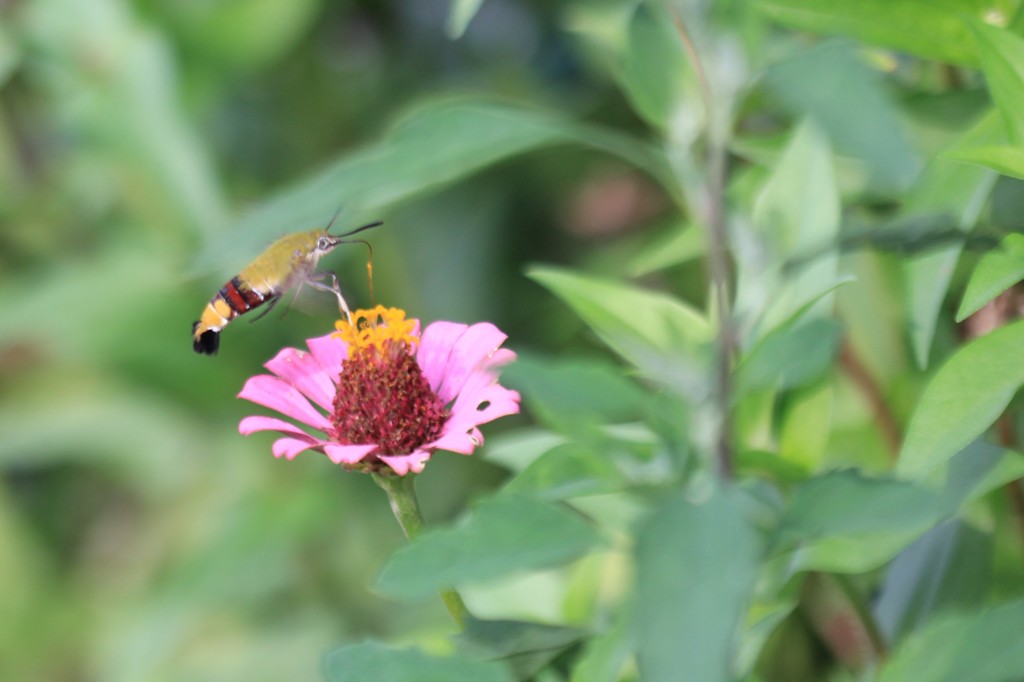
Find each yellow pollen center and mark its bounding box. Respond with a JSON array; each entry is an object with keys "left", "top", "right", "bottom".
[{"left": 333, "top": 305, "right": 418, "bottom": 357}]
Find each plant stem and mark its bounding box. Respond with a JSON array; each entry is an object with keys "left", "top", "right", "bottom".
[
  {"left": 801, "top": 572, "right": 887, "bottom": 671},
  {"left": 672, "top": 10, "right": 735, "bottom": 478},
  {"left": 371, "top": 473, "right": 469, "bottom": 628},
  {"left": 839, "top": 342, "right": 903, "bottom": 461}
]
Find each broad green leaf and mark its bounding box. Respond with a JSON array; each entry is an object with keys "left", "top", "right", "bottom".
[
  {"left": 902, "top": 110, "right": 1002, "bottom": 368},
  {"left": 898, "top": 319, "right": 1024, "bottom": 480},
  {"left": 483, "top": 429, "right": 568, "bottom": 474},
  {"left": 756, "top": 0, "right": 1015, "bottom": 66},
  {"left": 447, "top": 0, "right": 486, "bottom": 38},
  {"left": 874, "top": 521, "right": 991, "bottom": 644},
  {"left": 635, "top": 485, "right": 761, "bottom": 682},
  {"left": 735, "top": 318, "right": 841, "bottom": 395},
  {"left": 773, "top": 471, "right": 946, "bottom": 553},
  {"left": 196, "top": 99, "right": 672, "bottom": 275},
  {"left": 456, "top": 618, "right": 587, "bottom": 679},
  {"left": 163, "top": 0, "right": 320, "bottom": 70},
  {"left": 620, "top": 3, "right": 694, "bottom": 131},
  {"left": 502, "top": 355, "right": 647, "bottom": 431},
  {"left": 376, "top": 494, "right": 601, "bottom": 599},
  {"left": 778, "top": 381, "right": 834, "bottom": 472},
  {"left": 957, "top": 232, "right": 1024, "bottom": 320},
  {"left": 735, "top": 449, "right": 811, "bottom": 482},
  {"left": 324, "top": 642, "right": 514, "bottom": 682},
  {"left": 627, "top": 221, "right": 705, "bottom": 276},
  {"left": 527, "top": 266, "right": 713, "bottom": 395},
  {"left": 944, "top": 144, "right": 1024, "bottom": 179},
  {"left": 738, "top": 120, "right": 840, "bottom": 339},
  {"left": 570, "top": 606, "right": 634, "bottom": 682},
  {"left": 973, "top": 21, "right": 1024, "bottom": 144},
  {"left": 508, "top": 443, "right": 629, "bottom": 500},
  {"left": 198, "top": 99, "right": 575, "bottom": 274},
  {"left": 791, "top": 441, "right": 1023, "bottom": 572},
  {"left": 878, "top": 600, "right": 1024, "bottom": 682},
  {"left": 761, "top": 42, "right": 919, "bottom": 192}
]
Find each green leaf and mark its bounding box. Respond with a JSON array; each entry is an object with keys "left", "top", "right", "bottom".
[
  {"left": 778, "top": 381, "right": 834, "bottom": 472},
  {"left": 456, "top": 618, "right": 587, "bottom": 680},
  {"left": 738, "top": 120, "right": 841, "bottom": 338},
  {"left": 761, "top": 42, "right": 919, "bottom": 192},
  {"left": 735, "top": 317, "right": 841, "bottom": 395},
  {"left": 773, "top": 471, "right": 946, "bottom": 553},
  {"left": 958, "top": 232, "right": 1024, "bottom": 320},
  {"left": 166, "top": 0, "right": 321, "bottom": 70},
  {"left": 755, "top": 0, "right": 1010, "bottom": 66},
  {"left": 527, "top": 266, "right": 712, "bottom": 394},
  {"left": 323, "top": 642, "right": 514, "bottom": 682},
  {"left": 944, "top": 144, "right": 1024, "bottom": 179},
  {"left": 195, "top": 99, "right": 672, "bottom": 275},
  {"left": 874, "top": 521, "right": 992, "bottom": 645},
  {"left": 627, "top": 221, "right": 705, "bottom": 276},
  {"left": 376, "top": 494, "right": 601, "bottom": 599},
  {"left": 508, "top": 443, "right": 628, "bottom": 500},
  {"left": 973, "top": 21, "right": 1024, "bottom": 145},
  {"left": 570, "top": 607, "right": 634, "bottom": 682},
  {"left": 735, "top": 449, "right": 811, "bottom": 482},
  {"left": 447, "top": 0, "right": 486, "bottom": 39},
  {"left": 898, "top": 319, "right": 1024, "bottom": 480},
  {"left": 620, "top": 3, "right": 694, "bottom": 130},
  {"left": 902, "top": 110, "right": 1002, "bottom": 368},
  {"left": 789, "top": 442, "right": 1022, "bottom": 572},
  {"left": 635, "top": 485, "right": 761, "bottom": 682},
  {"left": 879, "top": 600, "right": 1024, "bottom": 682},
  {"left": 502, "top": 354, "right": 647, "bottom": 431},
  {"left": 483, "top": 429, "right": 568, "bottom": 474}
]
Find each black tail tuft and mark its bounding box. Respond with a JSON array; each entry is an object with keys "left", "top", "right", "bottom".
[{"left": 192, "top": 321, "right": 220, "bottom": 355}]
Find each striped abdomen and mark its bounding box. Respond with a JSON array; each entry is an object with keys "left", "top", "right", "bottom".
[{"left": 192, "top": 277, "right": 273, "bottom": 355}]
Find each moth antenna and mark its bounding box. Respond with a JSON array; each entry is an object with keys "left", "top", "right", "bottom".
[
  {"left": 333, "top": 220, "right": 383, "bottom": 239},
  {"left": 324, "top": 205, "right": 345, "bottom": 234}
]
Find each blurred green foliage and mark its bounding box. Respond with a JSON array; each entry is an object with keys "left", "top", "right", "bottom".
[{"left": 5, "top": 0, "right": 1024, "bottom": 681}]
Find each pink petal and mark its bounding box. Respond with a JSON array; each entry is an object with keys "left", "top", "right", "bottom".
[
  {"left": 428, "top": 428, "right": 479, "bottom": 455},
  {"left": 452, "top": 380, "right": 522, "bottom": 426},
  {"left": 306, "top": 333, "right": 348, "bottom": 380},
  {"left": 322, "top": 443, "right": 377, "bottom": 465},
  {"left": 379, "top": 449, "right": 433, "bottom": 475},
  {"left": 238, "top": 375, "right": 331, "bottom": 431},
  {"left": 487, "top": 348, "right": 517, "bottom": 368},
  {"left": 264, "top": 347, "right": 335, "bottom": 411},
  {"left": 416, "top": 321, "right": 468, "bottom": 392},
  {"left": 434, "top": 323, "right": 509, "bottom": 403},
  {"left": 239, "top": 415, "right": 323, "bottom": 440},
  {"left": 272, "top": 437, "right": 324, "bottom": 460}
]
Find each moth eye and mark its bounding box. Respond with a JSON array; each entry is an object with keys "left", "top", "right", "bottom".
[{"left": 318, "top": 237, "right": 329, "bottom": 250}]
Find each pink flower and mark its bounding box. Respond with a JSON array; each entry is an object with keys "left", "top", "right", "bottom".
[{"left": 237, "top": 307, "right": 520, "bottom": 476}]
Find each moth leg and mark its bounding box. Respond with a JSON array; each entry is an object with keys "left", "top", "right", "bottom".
[
  {"left": 307, "top": 271, "right": 352, "bottom": 323},
  {"left": 247, "top": 294, "right": 281, "bottom": 323}
]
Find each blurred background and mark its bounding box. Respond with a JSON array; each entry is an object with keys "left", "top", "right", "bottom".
[
  {"left": 0, "top": 1, "right": 684, "bottom": 679},
  {"left": 5, "top": 0, "right": 1018, "bottom": 680}
]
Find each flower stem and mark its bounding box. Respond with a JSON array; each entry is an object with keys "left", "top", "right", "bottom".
[{"left": 371, "top": 472, "right": 469, "bottom": 628}]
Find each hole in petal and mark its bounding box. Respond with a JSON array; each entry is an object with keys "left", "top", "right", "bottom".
[{"left": 477, "top": 400, "right": 491, "bottom": 411}]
